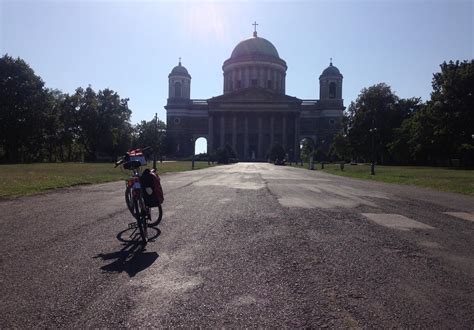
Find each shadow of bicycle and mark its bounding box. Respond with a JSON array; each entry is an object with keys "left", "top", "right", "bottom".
[{"left": 94, "top": 226, "right": 161, "bottom": 277}]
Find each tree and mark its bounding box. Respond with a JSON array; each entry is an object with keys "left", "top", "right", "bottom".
[
  {"left": 0, "top": 55, "right": 50, "bottom": 162},
  {"left": 74, "top": 86, "right": 99, "bottom": 160},
  {"left": 346, "top": 83, "right": 417, "bottom": 164},
  {"left": 58, "top": 91, "right": 83, "bottom": 161},
  {"left": 73, "top": 86, "right": 134, "bottom": 161},
  {"left": 0, "top": 55, "right": 136, "bottom": 163},
  {"left": 347, "top": 83, "right": 397, "bottom": 163},
  {"left": 133, "top": 117, "right": 167, "bottom": 159},
  {"left": 95, "top": 88, "right": 132, "bottom": 159},
  {"left": 268, "top": 143, "right": 285, "bottom": 162},
  {"left": 329, "top": 133, "right": 352, "bottom": 161},
  {"left": 300, "top": 138, "right": 314, "bottom": 162},
  {"left": 43, "top": 89, "right": 67, "bottom": 162},
  {"left": 425, "top": 60, "right": 474, "bottom": 164},
  {"left": 215, "top": 144, "right": 237, "bottom": 164},
  {"left": 386, "top": 98, "right": 424, "bottom": 164},
  {"left": 389, "top": 60, "right": 474, "bottom": 165}
]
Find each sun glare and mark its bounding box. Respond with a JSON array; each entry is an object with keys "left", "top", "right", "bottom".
[{"left": 183, "top": 3, "right": 230, "bottom": 44}]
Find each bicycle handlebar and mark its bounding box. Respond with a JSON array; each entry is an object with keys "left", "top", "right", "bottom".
[
  {"left": 114, "top": 146, "right": 153, "bottom": 168},
  {"left": 114, "top": 159, "right": 124, "bottom": 168}
]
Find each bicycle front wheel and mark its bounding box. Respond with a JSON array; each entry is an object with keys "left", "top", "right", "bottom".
[{"left": 148, "top": 204, "right": 163, "bottom": 227}]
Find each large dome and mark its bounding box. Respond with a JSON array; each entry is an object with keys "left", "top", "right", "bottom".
[
  {"left": 231, "top": 36, "right": 280, "bottom": 59},
  {"left": 223, "top": 31, "right": 287, "bottom": 95}
]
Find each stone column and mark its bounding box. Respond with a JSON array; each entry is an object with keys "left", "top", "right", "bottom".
[
  {"left": 270, "top": 116, "right": 275, "bottom": 147},
  {"left": 278, "top": 72, "right": 282, "bottom": 92},
  {"left": 273, "top": 70, "right": 277, "bottom": 91},
  {"left": 258, "top": 116, "right": 263, "bottom": 159},
  {"left": 220, "top": 116, "right": 225, "bottom": 148},
  {"left": 245, "top": 67, "right": 249, "bottom": 88},
  {"left": 294, "top": 116, "right": 300, "bottom": 161},
  {"left": 244, "top": 116, "right": 249, "bottom": 160},
  {"left": 230, "top": 70, "right": 234, "bottom": 92},
  {"left": 247, "top": 66, "right": 251, "bottom": 87},
  {"left": 282, "top": 115, "right": 287, "bottom": 148},
  {"left": 208, "top": 115, "right": 214, "bottom": 153},
  {"left": 232, "top": 115, "right": 237, "bottom": 151}
]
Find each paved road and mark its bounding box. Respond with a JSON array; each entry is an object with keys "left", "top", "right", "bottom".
[{"left": 1, "top": 163, "right": 473, "bottom": 327}]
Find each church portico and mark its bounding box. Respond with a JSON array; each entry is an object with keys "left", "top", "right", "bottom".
[
  {"left": 165, "top": 24, "right": 344, "bottom": 161},
  {"left": 205, "top": 109, "right": 299, "bottom": 161}
]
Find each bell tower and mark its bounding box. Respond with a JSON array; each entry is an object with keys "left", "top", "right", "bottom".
[
  {"left": 319, "top": 59, "right": 343, "bottom": 100},
  {"left": 168, "top": 58, "right": 191, "bottom": 101}
]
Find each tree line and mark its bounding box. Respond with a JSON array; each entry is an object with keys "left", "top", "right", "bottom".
[
  {"left": 330, "top": 60, "right": 473, "bottom": 166},
  {"left": 0, "top": 55, "right": 167, "bottom": 163},
  {"left": 1, "top": 54, "right": 472, "bottom": 166}
]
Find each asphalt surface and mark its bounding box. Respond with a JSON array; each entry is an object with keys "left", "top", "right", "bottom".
[{"left": 0, "top": 163, "right": 473, "bottom": 327}]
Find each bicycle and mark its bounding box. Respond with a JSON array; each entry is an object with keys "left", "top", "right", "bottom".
[{"left": 115, "top": 147, "right": 163, "bottom": 245}]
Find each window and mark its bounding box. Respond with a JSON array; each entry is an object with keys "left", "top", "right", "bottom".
[
  {"left": 329, "top": 119, "right": 335, "bottom": 125},
  {"left": 237, "top": 80, "right": 242, "bottom": 88},
  {"left": 230, "top": 80, "right": 233, "bottom": 90},
  {"left": 174, "top": 117, "right": 181, "bottom": 125},
  {"left": 174, "top": 82, "right": 182, "bottom": 98},
  {"left": 329, "top": 82, "right": 336, "bottom": 98},
  {"left": 251, "top": 79, "right": 258, "bottom": 87},
  {"left": 267, "top": 80, "right": 272, "bottom": 88}
]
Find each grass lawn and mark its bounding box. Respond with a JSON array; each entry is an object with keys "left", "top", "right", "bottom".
[
  {"left": 0, "top": 161, "right": 216, "bottom": 198},
  {"left": 292, "top": 163, "right": 474, "bottom": 196}
]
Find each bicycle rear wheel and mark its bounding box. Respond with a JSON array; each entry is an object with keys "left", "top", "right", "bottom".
[
  {"left": 148, "top": 204, "right": 163, "bottom": 227},
  {"left": 125, "top": 186, "right": 135, "bottom": 216},
  {"left": 133, "top": 197, "right": 148, "bottom": 245}
]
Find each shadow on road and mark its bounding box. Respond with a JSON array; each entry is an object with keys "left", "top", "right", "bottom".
[{"left": 94, "top": 227, "right": 161, "bottom": 277}]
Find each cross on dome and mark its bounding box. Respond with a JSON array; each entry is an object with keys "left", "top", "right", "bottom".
[{"left": 252, "top": 21, "right": 259, "bottom": 37}]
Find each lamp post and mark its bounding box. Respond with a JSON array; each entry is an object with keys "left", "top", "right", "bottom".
[
  {"left": 369, "top": 127, "right": 377, "bottom": 175},
  {"left": 321, "top": 139, "right": 325, "bottom": 169},
  {"left": 153, "top": 113, "right": 158, "bottom": 170}
]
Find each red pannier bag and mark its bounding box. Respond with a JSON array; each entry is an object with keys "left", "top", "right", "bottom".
[{"left": 140, "top": 169, "right": 164, "bottom": 207}]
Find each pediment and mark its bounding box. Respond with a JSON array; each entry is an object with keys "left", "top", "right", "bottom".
[{"left": 208, "top": 88, "right": 301, "bottom": 104}]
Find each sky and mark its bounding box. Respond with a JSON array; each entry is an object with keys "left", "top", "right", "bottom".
[{"left": 1, "top": 0, "right": 473, "bottom": 153}]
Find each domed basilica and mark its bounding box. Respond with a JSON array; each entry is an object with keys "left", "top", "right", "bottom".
[{"left": 165, "top": 27, "right": 344, "bottom": 161}]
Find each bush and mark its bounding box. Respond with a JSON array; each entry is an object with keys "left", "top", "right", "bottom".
[
  {"left": 460, "top": 144, "right": 474, "bottom": 167},
  {"left": 268, "top": 144, "right": 286, "bottom": 162},
  {"left": 194, "top": 153, "right": 209, "bottom": 161},
  {"left": 214, "top": 144, "right": 238, "bottom": 164}
]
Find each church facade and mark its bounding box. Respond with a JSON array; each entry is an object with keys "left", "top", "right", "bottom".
[{"left": 165, "top": 29, "right": 345, "bottom": 161}]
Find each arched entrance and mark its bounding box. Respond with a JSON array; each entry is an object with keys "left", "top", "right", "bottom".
[{"left": 194, "top": 137, "right": 208, "bottom": 155}]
